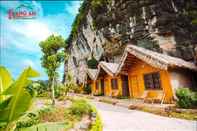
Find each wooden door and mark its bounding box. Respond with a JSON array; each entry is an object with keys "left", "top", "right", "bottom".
[
  {"left": 130, "top": 75, "right": 139, "bottom": 97},
  {"left": 121, "top": 75, "right": 129, "bottom": 97},
  {"left": 100, "top": 79, "right": 105, "bottom": 95}
]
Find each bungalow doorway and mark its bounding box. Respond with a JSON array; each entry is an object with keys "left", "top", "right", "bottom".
[
  {"left": 131, "top": 75, "right": 139, "bottom": 97},
  {"left": 100, "top": 79, "right": 105, "bottom": 95},
  {"left": 121, "top": 75, "right": 129, "bottom": 97}
]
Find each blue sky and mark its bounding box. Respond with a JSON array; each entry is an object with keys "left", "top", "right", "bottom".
[{"left": 0, "top": 0, "right": 82, "bottom": 80}]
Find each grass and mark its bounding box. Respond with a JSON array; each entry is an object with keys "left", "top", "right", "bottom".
[
  {"left": 16, "top": 106, "right": 73, "bottom": 130},
  {"left": 169, "top": 112, "right": 197, "bottom": 120},
  {"left": 39, "top": 106, "right": 65, "bottom": 122},
  {"left": 130, "top": 105, "right": 197, "bottom": 120},
  {"left": 116, "top": 96, "right": 129, "bottom": 99},
  {"left": 16, "top": 122, "right": 71, "bottom": 131}
]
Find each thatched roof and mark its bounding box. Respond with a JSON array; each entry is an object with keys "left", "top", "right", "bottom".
[
  {"left": 87, "top": 69, "right": 98, "bottom": 80},
  {"left": 95, "top": 61, "right": 119, "bottom": 79},
  {"left": 116, "top": 45, "right": 197, "bottom": 74}
]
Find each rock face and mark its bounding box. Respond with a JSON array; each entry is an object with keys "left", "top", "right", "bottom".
[{"left": 64, "top": 0, "right": 197, "bottom": 83}]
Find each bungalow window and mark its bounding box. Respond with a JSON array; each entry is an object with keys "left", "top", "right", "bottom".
[
  {"left": 111, "top": 79, "right": 118, "bottom": 89},
  {"left": 144, "top": 72, "right": 161, "bottom": 89}
]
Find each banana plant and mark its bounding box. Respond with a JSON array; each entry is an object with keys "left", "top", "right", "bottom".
[{"left": 0, "top": 66, "right": 39, "bottom": 131}]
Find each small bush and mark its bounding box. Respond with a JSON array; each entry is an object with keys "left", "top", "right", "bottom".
[
  {"left": 83, "top": 84, "right": 92, "bottom": 94},
  {"left": 64, "top": 73, "right": 79, "bottom": 95},
  {"left": 16, "top": 107, "right": 55, "bottom": 129},
  {"left": 87, "top": 57, "right": 98, "bottom": 69},
  {"left": 90, "top": 106, "right": 102, "bottom": 131},
  {"left": 32, "top": 80, "right": 50, "bottom": 97},
  {"left": 191, "top": 92, "right": 197, "bottom": 106},
  {"left": 16, "top": 112, "right": 40, "bottom": 129},
  {"left": 68, "top": 99, "right": 92, "bottom": 117},
  {"left": 176, "top": 88, "right": 197, "bottom": 108},
  {"left": 54, "top": 83, "right": 66, "bottom": 98}
]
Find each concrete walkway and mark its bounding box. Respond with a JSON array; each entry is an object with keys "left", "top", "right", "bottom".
[{"left": 91, "top": 101, "right": 197, "bottom": 131}]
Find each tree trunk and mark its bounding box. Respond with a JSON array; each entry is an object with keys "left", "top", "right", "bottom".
[{"left": 51, "top": 77, "right": 55, "bottom": 105}]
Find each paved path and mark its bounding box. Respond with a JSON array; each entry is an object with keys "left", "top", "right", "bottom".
[{"left": 91, "top": 101, "right": 197, "bottom": 131}]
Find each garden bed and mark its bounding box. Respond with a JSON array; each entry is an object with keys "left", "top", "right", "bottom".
[
  {"left": 128, "top": 104, "right": 197, "bottom": 120},
  {"left": 15, "top": 97, "right": 102, "bottom": 131}
]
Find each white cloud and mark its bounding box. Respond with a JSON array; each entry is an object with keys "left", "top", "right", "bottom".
[
  {"left": 11, "top": 20, "right": 52, "bottom": 42},
  {"left": 0, "top": 1, "right": 48, "bottom": 52},
  {"left": 0, "top": 12, "right": 56, "bottom": 52},
  {"left": 65, "top": 1, "right": 82, "bottom": 15},
  {"left": 22, "top": 59, "right": 35, "bottom": 68},
  {"left": 1, "top": 0, "right": 79, "bottom": 80},
  {"left": 1, "top": 1, "right": 77, "bottom": 53}
]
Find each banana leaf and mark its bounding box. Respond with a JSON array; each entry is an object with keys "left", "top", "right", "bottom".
[
  {"left": 0, "top": 67, "right": 39, "bottom": 123},
  {"left": 0, "top": 66, "right": 13, "bottom": 101}
]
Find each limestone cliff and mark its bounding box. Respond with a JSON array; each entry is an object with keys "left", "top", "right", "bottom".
[{"left": 63, "top": 0, "right": 197, "bottom": 83}]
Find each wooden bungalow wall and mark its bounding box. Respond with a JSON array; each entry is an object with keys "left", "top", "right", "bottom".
[
  {"left": 90, "top": 75, "right": 122, "bottom": 97},
  {"left": 127, "top": 60, "right": 174, "bottom": 102}
]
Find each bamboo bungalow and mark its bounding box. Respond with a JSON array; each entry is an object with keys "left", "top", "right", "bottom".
[
  {"left": 116, "top": 45, "right": 197, "bottom": 103},
  {"left": 86, "top": 69, "right": 97, "bottom": 94},
  {"left": 94, "top": 62, "right": 123, "bottom": 97},
  {"left": 91, "top": 61, "right": 132, "bottom": 97}
]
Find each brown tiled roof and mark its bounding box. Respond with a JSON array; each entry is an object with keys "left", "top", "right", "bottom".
[{"left": 116, "top": 45, "right": 197, "bottom": 74}]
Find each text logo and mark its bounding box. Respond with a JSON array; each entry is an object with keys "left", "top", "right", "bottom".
[{"left": 8, "top": 3, "right": 37, "bottom": 19}]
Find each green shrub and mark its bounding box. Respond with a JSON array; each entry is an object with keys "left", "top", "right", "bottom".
[
  {"left": 176, "top": 88, "right": 197, "bottom": 108},
  {"left": 83, "top": 84, "right": 92, "bottom": 94},
  {"left": 73, "top": 86, "right": 81, "bottom": 93},
  {"left": 87, "top": 57, "right": 98, "bottom": 69},
  {"left": 16, "top": 106, "right": 54, "bottom": 129},
  {"left": 16, "top": 112, "right": 40, "bottom": 129},
  {"left": 64, "top": 73, "right": 79, "bottom": 95},
  {"left": 90, "top": 105, "right": 102, "bottom": 131},
  {"left": 90, "top": 114, "right": 102, "bottom": 131},
  {"left": 54, "top": 83, "right": 66, "bottom": 98},
  {"left": 32, "top": 80, "right": 50, "bottom": 97},
  {"left": 191, "top": 92, "right": 197, "bottom": 106},
  {"left": 68, "top": 99, "right": 92, "bottom": 117},
  {"left": 38, "top": 106, "right": 54, "bottom": 115}
]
